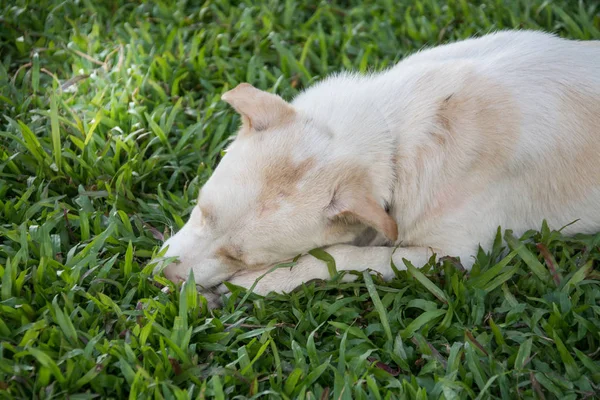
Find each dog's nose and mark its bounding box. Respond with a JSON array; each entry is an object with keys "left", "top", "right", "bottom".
[{"left": 163, "top": 263, "right": 184, "bottom": 284}]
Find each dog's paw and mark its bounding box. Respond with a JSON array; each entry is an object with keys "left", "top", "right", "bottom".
[
  {"left": 216, "top": 254, "right": 331, "bottom": 296},
  {"left": 215, "top": 266, "right": 294, "bottom": 296}
]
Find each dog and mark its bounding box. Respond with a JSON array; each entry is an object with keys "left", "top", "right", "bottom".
[{"left": 154, "top": 30, "right": 600, "bottom": 303}]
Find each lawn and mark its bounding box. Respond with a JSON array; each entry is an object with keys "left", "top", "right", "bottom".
[{"left": 1, "top": 0, "right": 600, "bottom": 398}]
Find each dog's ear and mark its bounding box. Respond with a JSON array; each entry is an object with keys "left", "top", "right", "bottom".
[
  {"left": 221, "top": 83, "right": 295, "bottom": 132},
  {"left": 327, "top": 189, "right": 398, "bottom": 243}
]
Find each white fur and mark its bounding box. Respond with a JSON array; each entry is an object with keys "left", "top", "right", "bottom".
[{"left": 156, "top": 30, "right": 600, "bottom": 299}]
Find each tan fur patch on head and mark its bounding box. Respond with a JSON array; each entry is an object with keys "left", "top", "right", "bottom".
[
  {"left": 198, "top": 205, "right": 215, "bottom": 226},
  {"left": 257, "top": 156, "right": 316, "bottom": 214}
]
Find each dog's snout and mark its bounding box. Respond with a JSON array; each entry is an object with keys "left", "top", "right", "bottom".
[{"left": 154, "top": 218, "right": 239, "bottom": 290}]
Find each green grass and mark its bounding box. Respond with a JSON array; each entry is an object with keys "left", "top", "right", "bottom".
[{"left": 1, "top": 0, "right": 600, "bottom": 398}]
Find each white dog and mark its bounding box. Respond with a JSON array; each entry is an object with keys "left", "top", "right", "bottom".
[{"left": 155, "top": 30, "right": 600, "bottom": 301}]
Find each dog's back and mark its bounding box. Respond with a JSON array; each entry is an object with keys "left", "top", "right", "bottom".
[
  {"left": 294, "top": 31, "right": 600, "bottom": 261},
  {"left": 400, "top": 31, "right": 600, "bottom": 256}
]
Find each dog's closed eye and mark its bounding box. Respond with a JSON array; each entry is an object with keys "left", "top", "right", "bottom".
[
  {"left": 224, "top": 253, "right": 243, "bottom": 263},
  {"left": 216, "top": 246, "right": 244, "bottom": 264}
]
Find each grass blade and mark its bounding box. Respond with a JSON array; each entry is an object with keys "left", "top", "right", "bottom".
[
  {"left": 404, "top": 259, "right": 448, "bottom": 303},
  {"left": 363, "top": 271, "right": 393, "bottom": 342},
  {"left": 504, "top": 231, "right": 552, "bottom": 283},
  {"left": 50, "top": 92, "right": 62, "bottom": 169}
]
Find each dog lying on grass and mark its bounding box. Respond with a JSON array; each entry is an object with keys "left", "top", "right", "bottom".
[{"left": 154, "top": 30, "right": 600, "bottom": 303}]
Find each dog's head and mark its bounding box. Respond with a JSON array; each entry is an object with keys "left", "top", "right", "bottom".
[{"left": 156, "top": 83, "right": 397, "bottom": 289}]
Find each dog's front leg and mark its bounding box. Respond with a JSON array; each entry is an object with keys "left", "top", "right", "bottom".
[{"left": 217, "top": 245, "right": 439, "bottom": 296}]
